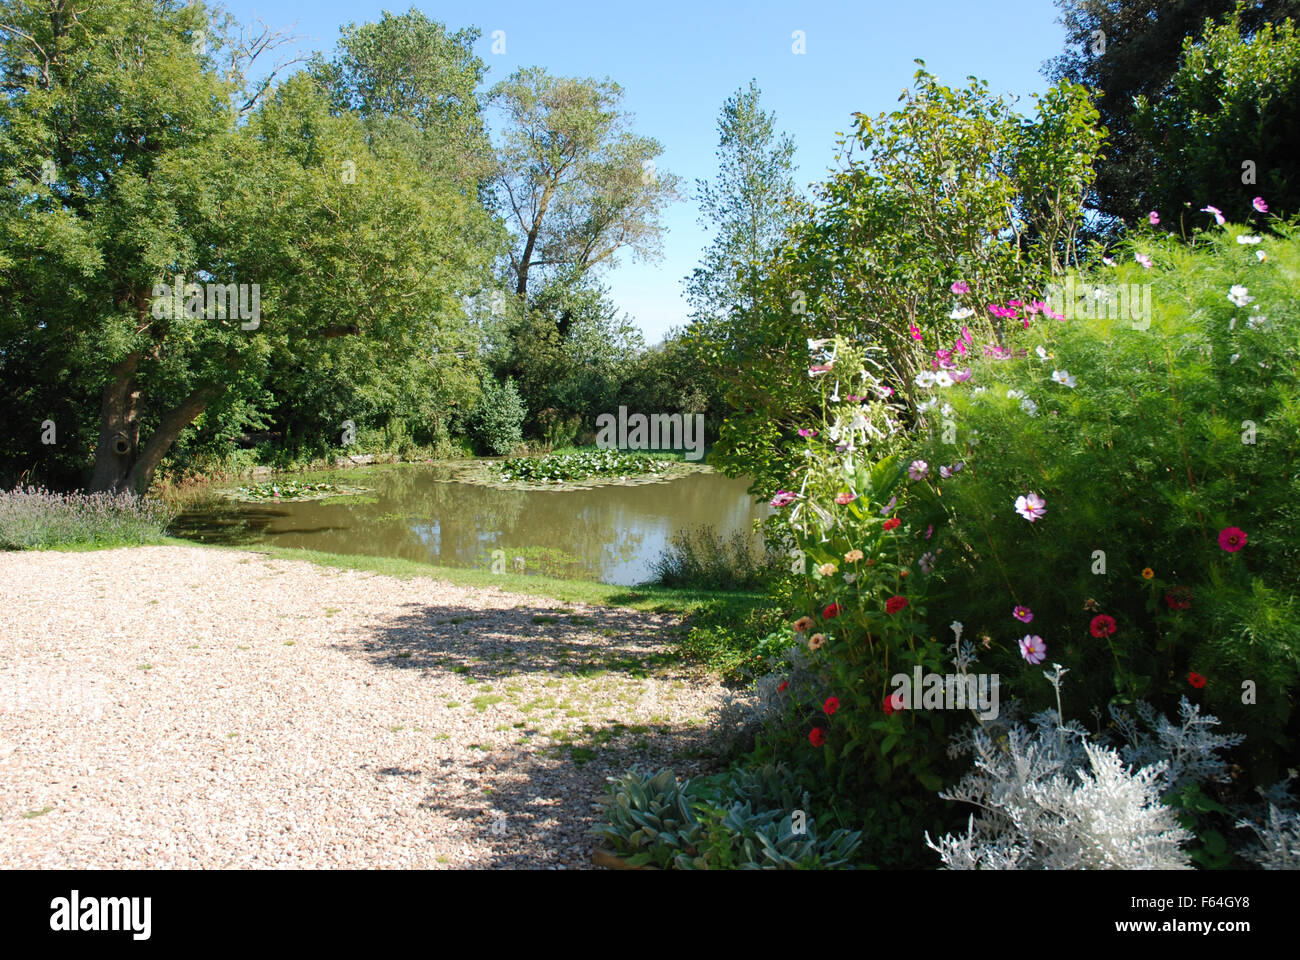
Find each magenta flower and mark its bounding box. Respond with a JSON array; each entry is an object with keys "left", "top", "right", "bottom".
[
  {"left": 1201, "top": 204, "right": 1226, "bottom": 226},
  {"left": 1013, "top": 605, "right": 1034, "bottom": 623},
  {"left": 1218, "top": 526, "right": 1247, "bottom": 553},
  {"left": 770, "top": 491, "right": 798, "bottom": 508},
  {"left": 798, "top": 428, "right": 817, "bottom": 438},
  {"left": 1253, "top": 197, "right": 1269, "bottom": 214},
  {"left": 909, "top": 323, "right": 923, "bottom": 341},
  {"left": 1135, "top": 253, "right": 1153, "bottom": 269},
  {"left": 951, "top": 281, "right": 970, "bottom": 294},
  {"left": 1148, "top": 211, "right": 1160, "bottom": 226},
  {"left": 952, "top": 368, "right": 973, "bottom": 382},
  {"left": 908, "top": 460, "right": 929, "bottom": 482},
  {"left": 1015, "top": 492, "right": 1047, "bottom": 522},
  {"left": 1019, "top": 634, "right": 1047, "bottom": 665}
]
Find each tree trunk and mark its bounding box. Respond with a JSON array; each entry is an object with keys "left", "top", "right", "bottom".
[
  {"left": 89, "top": 354, "right": 142, "bottom": 494},
  {"left": 89, "top": 355, "right": 219, "bottom": 495}
]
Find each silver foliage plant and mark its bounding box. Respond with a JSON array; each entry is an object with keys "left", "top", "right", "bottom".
[
  {"left": 926, "top": 664, "right": 1212, "bottom": 870},
  {"left": 1236, "top": 804, "right": 1300, "bottom": 870}
]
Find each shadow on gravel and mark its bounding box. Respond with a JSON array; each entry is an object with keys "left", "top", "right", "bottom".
[
  {"left": 342, "top": 600, "right": 726, "bottom": 869},
  {"left": 339, "top": 600, "right": 684, "bottom": 681}
]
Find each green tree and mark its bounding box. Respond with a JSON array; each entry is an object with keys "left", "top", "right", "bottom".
[
  {"left": 489, "top": 67, "right": 681, "bottom": 299},
  {"left": 307, "top": 7, "right": 493, "bottom": 187},
  {"left": 706, "top": 67, "right": 1103, "bottom": 496},
  {"left": 1134, "top": 13, "right": 1300, "bottom": 224},
  {"left": 684, "top": 80, "right": 800, "bottom": 325},
  {"left": 0, "top": 0, "right": 497, "bottom": 493},
  {"left": 1046, "top": 0, "right": 1300, "bottom": 231}
]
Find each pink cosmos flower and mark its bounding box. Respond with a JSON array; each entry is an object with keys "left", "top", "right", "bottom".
[
  {"left": 909, "top": 323, "right": 923, "bottom": 341},
  {"left": 1008, "top": 300, "right": 1024, "bottom": 309},
  {"left": 770, "top": 491, "right": 798, "bottom": 508},
  {"left": 1201, "top": 205, "right": 1226, "bottom": 226},
  {"left": 1019, "top": 634, "right": 1047, "bottom": 665},
  {"left": 809, "top": 364, "right": 833, "bottom": 376},
  {"left": 798, "top": 428, "right": 817, "bottom": 438},
  {"left": 951, "top": 281, "right": 970, "bottom": 294},
  {"left": 1148, "top": 211, "right": 1160, "bottom": 225},
  {"left": 952, "top": 368, "right": 973, "bottom": 383},
  {"left": 1253, "top": 197, "right": 1269, "bottom": 214},
  {"left": 1013, "top": 605, "right": 1034, "bottom": 623},
  {"left": 1218, "top": 526, "right": 1247, "bottom": 553},
  {"left": 1015, "top": 492, "right": 1047, "bottom": 522},
  {"left": 879, "top": 496, "right": 897, "bottom": 516},
  {"left": 1135, "top": 253, "right": 1153, "bottom": 269}
]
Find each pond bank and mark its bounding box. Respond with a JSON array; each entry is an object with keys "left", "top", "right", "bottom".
[{"left": 0, "top": 546, "right": 729, "bottom": 868}]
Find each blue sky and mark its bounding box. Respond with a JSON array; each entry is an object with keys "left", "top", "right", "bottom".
[{"left": 222, "top": 0, "right": 1072, "bottom": 343}]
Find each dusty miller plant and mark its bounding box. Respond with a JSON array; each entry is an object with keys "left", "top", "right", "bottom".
[{"left": 926, "top": 664, "right": 1199, "bottom": 869}]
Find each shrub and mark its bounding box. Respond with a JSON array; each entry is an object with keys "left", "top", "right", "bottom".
[
  {"left": 469, "top": 377, "right": 526, "bottom": 456},
  {"left": 907, "top": 217, "right": 1300, "bottom": 785},
  {"left": 649, "top": 524, "right": 778, "bottom": 591},
  {"left": 0, "top": 485, "right": 175, "bottom": 549}
]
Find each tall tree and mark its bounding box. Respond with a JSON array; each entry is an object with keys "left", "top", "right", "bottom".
[
  {"left": 1046, "top": 0, "right": 1300, "bottom": 231},
  {"left": 490, "top": 67, "right": 681, "bottom": 299},
  {"left": 307, "top": 8, "right": 493, "bottom": 188},
  {"left": 0, "top": 0, "right": 497, "bottom": 493},
  {"left": 684, "top": 80, "right": 800, "bottom": 325}
]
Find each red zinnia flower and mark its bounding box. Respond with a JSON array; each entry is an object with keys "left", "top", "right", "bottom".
[
  {"left": 885, "top": 595, "right": 908, "bottom": 615},
  {"left": 1089, "top": 614, "right": 1117, "bottom": 638},
  {"left": 777, "top": 680, "right": 789, "bottom": 693},
  {"left": 1188, "top": 672, "right": 1207, "bottom": 689},
  {"left": 1218, "top": 527, "right": 1247, "bottom": 552},
  {"left": 882, "top": 517, "right": 901, "bottom": 531},
  {"left": 823, "top": 603, "right": 841, "bottom": 620},
  {"left": 823, "top": 696, "right": 840, "bottom": 716},
  {"left": 1165, "top": 587, "right": 1192, "bottom": 611},
  {"left": 809, "top": 728, "right": 826, "bottom": 747},
  {"left": 882, "top": 691, "right": 905, "bottom": 715}
]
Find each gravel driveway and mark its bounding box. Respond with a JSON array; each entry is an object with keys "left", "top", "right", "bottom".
[{"left": 0, "top": 546, "right": 729, "bottom": 868}]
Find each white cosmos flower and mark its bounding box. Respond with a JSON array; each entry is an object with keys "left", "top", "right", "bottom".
[
  {"left": 1035, "top": 345, "right": 1050, "bottom": 362},
  {"left": 1257, "top": 250, "right": 1268, "bottom": 261},
  {"left": 1230, "top": 354, "right": 1240, "bottom": 364},
  {"left": 949, "top": 306, "right": 975, "bottom": 320},
  {"left": 1228, "top": 285, "right": 1253, "bottom": 307},
  {"left": 917, "top": 397, "right": 939, "bottom": 413},
  {"left": 1021, "top": 397, "right": 1039, "bottom": 417},
  {"left": 915, "top": 371, "right": 937, "bottom": 389},
  {"left": 1007, "top": 389, "right": 1025, "bottom": 400},
  {"left": 1246, "top": 315, "right": 1268, "bottom": 330},
  {"left": 1051, "top": 369, "right": 1077, "bottom": 388},
  {"left": 934, "top": 371, "right": 954, "bottom": 388},
  {"left": 1236, "top": 235, "right": 1262, "bottom": 245}
]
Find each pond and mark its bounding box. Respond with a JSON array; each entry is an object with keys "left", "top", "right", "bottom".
[{"left": 172, "top": 463, "right": 768, "bottom": 586}]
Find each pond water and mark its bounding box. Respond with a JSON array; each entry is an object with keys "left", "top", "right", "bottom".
[{"left": 172, "top": 463, "right": 767, "bottom": 586}]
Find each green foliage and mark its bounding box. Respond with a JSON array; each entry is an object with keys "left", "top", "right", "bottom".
[
  {"left": 1047, "top": 0, "right": 1300, "bottom": 231},
  {"left": 1135, "top": 12, "right": 1300, "bottom": 223},
  {"left": 0, "top": 486, "right": 174, "bottom": 549},
  {"left": 495, "top": 448, "right": 661, "bottom": 483},
  {"left": 704, "top": 66, "right": 1102, "bottom": 497},
  {"left": 490, "top": 67, "right": 681, "bottom": 297},
  {"left": 684, "top": 79, "right": 801, "bottom": 326},
  {"left": 649, "top": 524, "right": 780, "bottom": 592},
  {"left": 469, "top": 378, "right": 527, "bottom": 456},
  {"left": 909, "top": 223, "right": 1300, "bottom": 786},
  {"left": 595, "top": 765, "right": 863, "bottom": 869}
]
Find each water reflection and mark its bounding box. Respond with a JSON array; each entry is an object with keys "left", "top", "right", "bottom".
[{"left": 174, "top": 465, "right": 767, "bottom": 586}]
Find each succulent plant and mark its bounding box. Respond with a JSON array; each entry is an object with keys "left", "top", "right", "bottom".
[{"left": 596, "top": 765, "right": 863, "bottom": 869}]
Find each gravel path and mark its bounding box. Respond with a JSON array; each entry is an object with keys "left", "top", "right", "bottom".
[{"left": 0, "top": 546, "right": 730, "bottom": 869}]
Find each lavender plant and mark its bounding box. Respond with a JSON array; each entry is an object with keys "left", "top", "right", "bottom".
[{"left": 0, "top": 485, "right": 175, "bottom": 549}]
